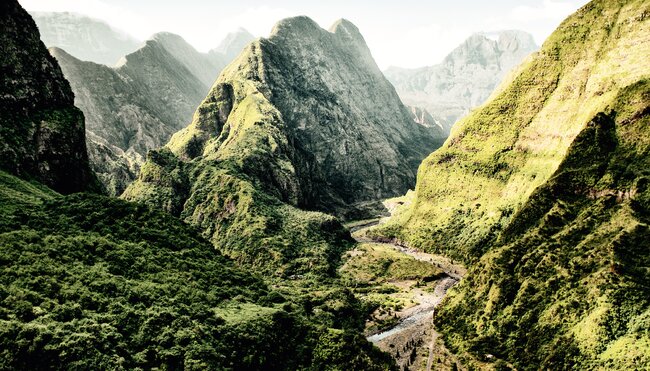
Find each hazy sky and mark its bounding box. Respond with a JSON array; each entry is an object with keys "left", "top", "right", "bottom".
[{"left": 19, "top": 0, "right": 590, "bottom": 69}]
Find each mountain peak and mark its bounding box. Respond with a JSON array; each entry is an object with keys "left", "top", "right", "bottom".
[{"left": 269, "top": 16, "right": 322, "bottom": 39}]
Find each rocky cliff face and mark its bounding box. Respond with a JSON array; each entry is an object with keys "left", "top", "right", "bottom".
[
  {"left": 52, "top": 31, "right": 253, "bottom": 195},
  {"left": 374, "top": 0, "right": 650, "bottom": 368},
  {"left": 385, "top": 30, "right": 537, "bottom": 133},
  {"left": 124, "top": 16, "right": 444, "bottom": 273},
  {"left": 31, "top": 11, "right": 141, "bottom": 66},
  {"left": 0, "top": 2, "right": 97, "bottom": 194}
]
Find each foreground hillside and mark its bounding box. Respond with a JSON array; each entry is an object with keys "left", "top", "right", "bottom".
[
  {"left": 124, "top": 17, "right": 444, "bottom": 275},
  {"left": 373, "top": 0, "right": 650, "bottom": 368},
  {"left": 375, "top": 0, "right": 650, "bottom": 263},
  {"left": 0, "top": 171, "right": 393, "bottom": 369}
]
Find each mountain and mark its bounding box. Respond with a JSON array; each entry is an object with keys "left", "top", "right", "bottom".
[
  {"left": 210, "top": 28, "right": 256, "bottom": 62},
  {"left": 373, "top": 0, "right": 650, "bottom": 368},
  {"left": 0, "top": 2, "right": 395, "bottom": 368},
  {"left": 385, "top": 30, "right": 538, "bottom": 133},
  {"left": 51, "top": 31, "right": 252, "bottom": 195},
  {"left": 123, "top": 16, "right": 445, "bottom": 274},
  {"left": 0, "top": 3, "right": 97, "bottom": 194},
  {"left": 31, "top": 11, "right": 141, "bottom": 66}
]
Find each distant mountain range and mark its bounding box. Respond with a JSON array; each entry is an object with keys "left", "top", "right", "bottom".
[
  {"left": 31, "top": 11, "right": 142, "bottom": 66},
  {"left": 37, "top": 13, "right": 255, "bottom": 194},
  {"left": 385, "top": 30, "right": 538, "bottom": 133}
]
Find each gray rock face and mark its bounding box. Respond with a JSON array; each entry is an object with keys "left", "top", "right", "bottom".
[
  {"left": 135, "top": 16, "right": 445, "bottom": 219},
  {"left": 385, "top": 30, "right": 537, "bottom": 134},
  {"left": 31, "top": 11, "right": 141, "bottom": 66},
  {"left": 0, "top": 1, "right": 97, "bottom": 194},
  {"left": 51, "top": 32, "right": 251, "bottom": 195},
  {"left": 250, "top": 17, "right": 446, "bottom": 215}
]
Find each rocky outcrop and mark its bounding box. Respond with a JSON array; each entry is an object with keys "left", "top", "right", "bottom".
[
  {"left": 385, "top": 30, "right": 537, "bottom": 133},
  {"left": 51, "top": 31, "right": 253, "bottom": 195},
  {"left": 374, "top": 0, "right": 650, "bottom": 368},
  {"left": 124, "top": 16, "right": 444, "bottom": 273},
  {"left": 31, "top": 11, "right": 141, "bottom": 66},
  {"left": 0, "top": 1, "right": 97, "bottom": 194}
]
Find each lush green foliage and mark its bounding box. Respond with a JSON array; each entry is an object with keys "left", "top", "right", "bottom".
[
  {"left": 123, "top": 46, "right": 355, "bottom": 278},
  {"left": 0, "top": 171, "right": 394, "bottom": 369},
  {"left": 370, "top": 0, "right": 650, "bottom": 369}
]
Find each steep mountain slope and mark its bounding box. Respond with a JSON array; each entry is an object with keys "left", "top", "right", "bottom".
[
  {"left": 51, "top": 31, "right": 252, "bottom": 195},
  {"left": 437, "top": 79, "right": 650, "bottom": 369},
  {"left": 385, "top": 30, "right": 537, "bottom": 133},
  {"left": 124, "top": 16, "right": 444, "bottom": 274},
  {"left": 0, "top": 2, "right": 97, "bottom": 194},
  {"left": 375, "top": 0, "right": 649, "bottom": 262},
  {"left": 374, "top": 0, "right": 650, "bottom": 368},
  {"left": 31, "top": 12, "right": 140, "bottom": 66}
]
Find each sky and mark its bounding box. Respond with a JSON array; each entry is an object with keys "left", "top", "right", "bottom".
[{"left": 19, "top": 0, "right": 590, "bottom": 69}]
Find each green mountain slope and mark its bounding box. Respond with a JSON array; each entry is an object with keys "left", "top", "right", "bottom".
[
  {"left": 124, "top": 17, "right": 444, "bottom": 275},
  {"left": 374, "top": 0, "right": 650, "bottom": 263},
  {"left": 0, "top": 1, "right": 97, "bottom": 194},
  {"left": 437, "top": 78, "right": 650, "bottom": 370}
]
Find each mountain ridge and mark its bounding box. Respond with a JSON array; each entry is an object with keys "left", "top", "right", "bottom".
[{"left": 51, "top": 29, "right": 254, "bottom": 195}]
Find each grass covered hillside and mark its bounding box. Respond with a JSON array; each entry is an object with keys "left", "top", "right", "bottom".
[
  {"left": 372, "top": 0, "right": 650, "bottom": 263},
  {"left": 437, "top": 78, "right": 650, "bottom": 369},
  {"left": 0, "top": 170, "right": 394, "bottom": 370}
]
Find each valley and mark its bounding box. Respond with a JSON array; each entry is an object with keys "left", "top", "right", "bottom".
[
  {"left": 342, "top": 219, "right": 466, "bottom": 370},
  {"left": 2, "top": 0, "right": 649, "bottom": 369}
]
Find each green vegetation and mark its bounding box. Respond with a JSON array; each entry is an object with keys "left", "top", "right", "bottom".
[
  {"left": 0, "top": 170, "right": 394, "bottom": 369},
  {"left": 371, "top": 0, "right": 650, "bottom": 264},
  {"left": 340, "top": 242, "right": 444, "bottom": 333},
  {"left": 341, "top": 243, "right": 443, "bottom": 284},
  {"left": 123, "top": 41, "right": 354, "bottom": 279}
]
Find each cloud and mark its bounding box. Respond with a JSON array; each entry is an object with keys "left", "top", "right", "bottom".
[
  {"left": 369, "top": 22, "right": 471, "bottom": 69},
  {"left": 509, "top": 0, "right": 582, "bottom": 22},
  {"left": 190, "top": 6, "right": 298, "bottom": 51},
  {"left": 19, "top": 0, "right": 152, "bottom": 40}
]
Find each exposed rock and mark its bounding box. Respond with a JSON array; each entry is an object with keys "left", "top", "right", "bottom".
[
  {"left": 0, "top": 1, "right": 97, "bottom": 194},
  {"left": 31, "top": 11, "right": 141, "bottom": 66},
  {"left": 407, "top": 105, "right": 445, "bottom": 132},
  {"left": 385, "top": 30, "right": 537, "bottom": 133}
]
